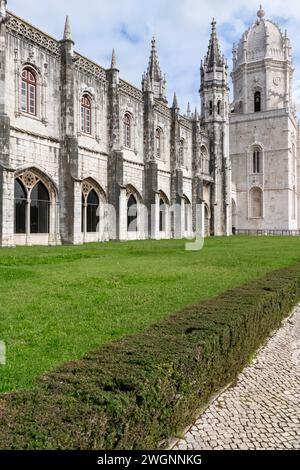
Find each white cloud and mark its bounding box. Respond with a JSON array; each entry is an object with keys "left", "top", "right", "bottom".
[{"left": 7, "top": 0, "right": 300, "bottom": 116}]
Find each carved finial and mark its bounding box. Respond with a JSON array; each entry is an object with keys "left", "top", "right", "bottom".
[
  {"left": 194, "top": 107, "right": 199, "bottom": 120},
  {"left": 151, "top": 36, "right": 156, "bottom": 51},
  {"left": 257, "top": 3, "right": 265, "bottom": 19},
  {"left": 187, "top": 102, "right": 191, "bottom": 117},
  {"left": 172, "top": 92, "right": 179, "bottom": 109},
  {"left": 0, "top": 0, "right": 7, "bottom": 24},
  {"left": 63, "top": 15, "right": 72, "bottom": 41},
  {"left": 111, "top": 48, "right": 117, "bottom": 69}
]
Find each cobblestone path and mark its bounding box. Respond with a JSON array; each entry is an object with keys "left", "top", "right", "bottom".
[{"left": 173, "top": 305, "right": 300, "bottom": 450}]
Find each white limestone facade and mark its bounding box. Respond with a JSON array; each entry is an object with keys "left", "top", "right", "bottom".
[
  {"left": 230, "top": 5, "right": 299, "bottom": 231},
  {"left": 0, "top": 1, "right": 231, "bottom": 246},
  {"left": 1, "top": 2, "right": 298, "bottom": 248}
]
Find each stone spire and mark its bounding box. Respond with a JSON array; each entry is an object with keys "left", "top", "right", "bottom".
[
  {"left": 205, "top": 18, "right": 224, "bottom": 71},
  {"left": 111, "top": 48, "right": 117, "bottom": 69},
  {"left": 257, "top": 3, "right": 265, "bottom": 19},
  {"left": 194, "top": 107, "right": 199, "bottom": 120},
  {"left": 0, "top": 0, "right": 7, "bottom": 24},
  {"left": 172, "top": 92, "right": 179, "bottom": 109},
  {"left": 63, "top": 15, "right": 72, "bottom": 41},
  {"left": 186, "top": 102, "right": 191, "bottom": 118},
  {"left": 142, "top": 36, "right": 166, "bottom": 101}
]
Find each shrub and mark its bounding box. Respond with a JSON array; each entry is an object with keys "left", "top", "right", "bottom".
[{"left": 0, "top": 263, "right": 300, "bottom": 449}]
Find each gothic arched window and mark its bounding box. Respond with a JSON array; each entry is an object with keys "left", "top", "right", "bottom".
[
  {"left": 254, "top": 91, "right": 261, "bottom": 112},
  {"left": 253, "top": 149, "right": 261, "bottom": 173},
  {"left": 156, "top": 128, "right": 162, "bottom": 158},
  {"left": 179, "top": 139, "right": 185, "bottom": 167},
  {"left": 30, "top": 181, "right": 50, "bottom": 234},
  {"left": 21, "top": 68, "right": 36, "bottom": 116},
  {"left": 250, "top": 187, "right": 263, "bottom": 218},
  {"left": 81, "top": 94, "right": 92, "bottom": 134},
  {"left": 127, "top": 194, "right": 137, "bottom": 232},
  {"left": 209, "top": 101, "right": 213, "bottom": 115},
  {"left": 14, "top": 179, "right": 27, "bottom": 234},
  {"left": 217, "top": 100, "right": 221, "bottom": 115},
  {"left": 123, "top": 113, "right": 131, "bottom": 148}
]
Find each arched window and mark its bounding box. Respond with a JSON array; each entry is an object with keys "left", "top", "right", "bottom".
[
  {"left": 127, "top": 194, "right": 137, "bottom": 232},
  {"left": 201, "top": 145, "right": 209, "bottom": 174},
  {"left": 14, "top": 179, "right": 27, "bottom": 234},
  {"left": 253, "top": 149, "right": 261, "bottom": 173},
  {"left": 217, "top": 100, "right": 221, "bottom": 115},
  {"left": 254, "top": 91, "right": 261, "bottom": 112},
  {"left": 86, "top": 190, "right": 99, "bottom": 232},
  {"left": 21, "top": 68, "right": 36, "bottom": 116},
  {"left": 123, "top": 113, "right": 131, "bottom": 148},
  {"left": 209, "top": 101, "right": 213, "bottom": 115},
  {"left": 30, "top": 181, "right": 50, "bottom": 233},
  {"left": 250, "top": 187, "right": 263, "bottom": 218},
  {"left": 159, "top": 198, "right": 166, "bottom": 232},
  {"left": 81, "top": 94, "right": 92, "bottom": 134},
  {"left": 179, "top": 139, "right": 184, "bottom": 167},
  {"left": 156, "top": 128, "right": 162, "bottom": 158}
]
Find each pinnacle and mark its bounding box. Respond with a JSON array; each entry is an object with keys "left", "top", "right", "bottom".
[{"left": 63, "top": 15, "right": 72, "bottom": 41}]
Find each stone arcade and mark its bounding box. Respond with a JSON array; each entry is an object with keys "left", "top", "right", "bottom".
[{"left": 0, "top": 1, "right": 299, "bottom": 246}]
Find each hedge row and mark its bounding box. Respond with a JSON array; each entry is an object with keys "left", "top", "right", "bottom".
[{"left": 1, "top": 263, "right": 300, "bottom": 449}]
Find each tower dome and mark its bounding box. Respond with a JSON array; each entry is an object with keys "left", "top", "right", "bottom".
[{"left": 236, "top": 6, "right": 285, "bottom": 66}]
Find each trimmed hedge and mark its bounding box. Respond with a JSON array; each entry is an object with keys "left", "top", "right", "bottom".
[{"left": 1, "top": 263, "right": 300, "bottom": 449}]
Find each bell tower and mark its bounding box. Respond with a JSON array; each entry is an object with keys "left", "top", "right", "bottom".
[{"left": 200, "top": 19, "right": 231, "bottom": 235}]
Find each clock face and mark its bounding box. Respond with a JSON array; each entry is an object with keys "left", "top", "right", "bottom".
[{"left": 273, "top": 76, "right": 281, "bottom": 86}]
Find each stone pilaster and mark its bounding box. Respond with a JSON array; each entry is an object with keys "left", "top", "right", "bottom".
[
  {"left": 59, "top": 18, "right": 80, "bottom": 244},
  {"left": 0, "top": 4, "right": 13, "bottom": 246},
  {"left": 143, "top": 77, "right": 158, "bottom": 238},
  {"left": 106, "top": 52, "right": 123, "bottom": 240}
]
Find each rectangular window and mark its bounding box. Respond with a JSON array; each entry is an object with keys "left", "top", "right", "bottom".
[
  {"left": 29, "top": 84, "right": 36, "bottom": 115},
  {"left": 21, "top": 82, "right": 27, "bottom": 112}
]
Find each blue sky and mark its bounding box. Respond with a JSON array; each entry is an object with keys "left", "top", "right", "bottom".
[{"left": 7, "top": 0, "right": 300, "bottom": 116}]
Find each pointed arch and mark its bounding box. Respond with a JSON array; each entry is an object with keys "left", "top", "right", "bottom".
[
  {"left": 81, "top": 179, "right": 107, "bottom": 237},
  {"left": 14, "top": 168, "right": 58, "bottom": 243}
]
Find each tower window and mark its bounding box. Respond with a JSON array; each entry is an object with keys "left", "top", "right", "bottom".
[
  {"left": 21, "top": 68, "right": 36, "bottom": 116},
  {"left": 253, "top": 149, "right": 261, "bottom": 174},
  {"left": 254, "top": 91, "right": 261, "bottom": 112},
  {"left": 156, "top": 128, "right": 162, "bottom": 158},
  {"left": 179, "top": 139, "right": 185, "bottom": 167},
  {"left": 217, "top": 101, "right": 221, "bottom": 115},
  {"left": 209, "top": 101, "right": 213, "bottom": 115},
  {"left": 123, "top": 113, "right": 131, "bottom": 148},
  {"left": 81, "top": 94, "right": 92, "bottom": 134}
]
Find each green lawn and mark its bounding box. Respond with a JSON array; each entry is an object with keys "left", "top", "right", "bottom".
[{"left": 0, "top": 236, "right": 300, "bottom": 393}]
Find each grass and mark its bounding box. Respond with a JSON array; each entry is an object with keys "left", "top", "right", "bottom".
[{"left": 0, "top": 235, "right": 300, "bottom": 393}]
